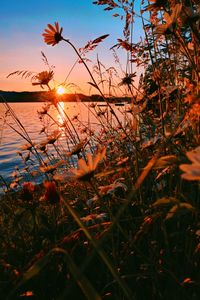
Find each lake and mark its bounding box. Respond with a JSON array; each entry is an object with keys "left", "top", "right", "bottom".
[{"left": 0, "top": 101, "right": 128, "bottom": 189}]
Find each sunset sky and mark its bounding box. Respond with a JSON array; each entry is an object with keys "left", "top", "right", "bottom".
[{"left": 0, "top": 0, "right": 142, "bottom": 94}]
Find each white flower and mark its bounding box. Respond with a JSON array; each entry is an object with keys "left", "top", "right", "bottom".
[{"left": 71, "top": 148, "right": 106, "bottom": 181}]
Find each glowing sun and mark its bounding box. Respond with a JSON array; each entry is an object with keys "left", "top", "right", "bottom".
[{"left": 56, "top": 86, "right": 66, "bottom": 95}]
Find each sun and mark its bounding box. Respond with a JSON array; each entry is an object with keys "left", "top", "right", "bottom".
[{"left": 56, "top": 86, "right": 66, "bottom": 95}]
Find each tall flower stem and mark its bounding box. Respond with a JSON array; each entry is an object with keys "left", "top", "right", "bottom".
[
  {"left": 62, "top": 38, "right": 127, "bottom": 135},
  {"left": 88, "top": 178, "right": 101, "bottom": 200}
]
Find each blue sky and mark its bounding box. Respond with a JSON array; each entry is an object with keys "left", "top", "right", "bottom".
[{"left": 0, "top": 0, "right": 143, "bottom": 93}]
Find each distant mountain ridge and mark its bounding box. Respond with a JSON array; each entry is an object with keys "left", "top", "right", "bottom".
[{"left": 0, "top": 90, "right": 131, "bottom": 103}]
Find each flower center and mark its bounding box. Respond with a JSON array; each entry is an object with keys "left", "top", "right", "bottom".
[{"left": 54, "top": 32, "right": 63, "bottom": 43}]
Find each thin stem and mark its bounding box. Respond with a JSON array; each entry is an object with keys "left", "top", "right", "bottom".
[{"left": 62, "top": 38, "right": 130, "bottom": 139}]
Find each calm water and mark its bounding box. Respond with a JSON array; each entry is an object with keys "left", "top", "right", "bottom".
[{"left": 0, "top": 102, "right": 127, "bottom": 186}]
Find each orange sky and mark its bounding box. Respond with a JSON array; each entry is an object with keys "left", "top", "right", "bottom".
[{"left": 0, "top": 0, "right": 142, "bottom": 95}]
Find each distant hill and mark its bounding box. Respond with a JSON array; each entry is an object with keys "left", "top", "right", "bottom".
[
  {"left": 0, "top": 90, "right": 93, "bottom": 102},
  {"left": 0, "top": 90, "right": 131, "bottom": 103}
]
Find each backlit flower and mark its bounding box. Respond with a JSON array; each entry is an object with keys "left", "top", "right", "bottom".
[
  {"left": 42, "top": 131, "right": 60, "bottom": 145},
  {"left": 21, "top": 143, "right": 34, "bottom": 151},
  {"left": 67, "top": 139, "right": 87, "bottom": 156},
  {"left": 32, "top": 71, "right": 54, "bottom": 88},
  {"left": 40, "top": 164, "right": 57, "bottom": 174},
  {"left": 119, "top": 73, "right": 136, "bottom": 86},
  {"left": 38, "top": 104, "right": 50, "bottom": 115},
  {"left": 43, "top": 181, "right": 60, "bottom": 204},
  {"left": 22, "top": 182, "right": 35, "bottom": 201},
  {"left": 180, "top": 146, "right": 200, "bottom": 181},
  {"left": 71, "top": 148, "right": 106, "bottom": 181},
  {"left": 10, "top": 181, "right": 18, "bottom": 189},
  {"left": 42, "top": 22, "right": 63, "bottom": 46},
  {"left": 37, "top": 142, "right": 47, "bottom": 152}
]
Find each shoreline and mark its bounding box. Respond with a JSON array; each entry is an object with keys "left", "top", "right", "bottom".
[{"left": 0, "top": 90, "right": 131, "bottom": 103}]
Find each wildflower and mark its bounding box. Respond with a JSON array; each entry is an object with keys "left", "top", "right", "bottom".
[
  {"left": 97, "top": 110, "right": 106, "bottom": 117},
  {"left": 43, "top": 181, "right": 60, "bottom": 204},
  {"left": 71, "top": 114, "right": 79, "bottom": 121},
  {"left": 155, "top": 4, "right": 182, "bottom": 38},
  {"left": 47, "top": 136, "right": 57, "bottom": 144},
  {"left": 53, "top": 173, "right": 67, "bottom": 182},
  {"left": 67, "top": 139, "right": 87, "bottom": 156},
  {"left": 17, "top": 151, "right": 23, "bottom": 157},
  {"left": 15, "top": 177, "right": 22, "bottom": 183},
  {"left": 10, "top": 181, "right": 18, "bottom": 189},
  {"left": 179, "top": 146, "right": 200, "bottom": 181},
  {"left": 38, "top": 104, "right": 50, "bottom": 115},
  {"left": 71, "top": 148, "right": 106, "bottom": 181},
  {"left": 119, "top": 73, "right": 136, "bottom": 86},
  {"left": 24, "top": 152, "right": 30, "bottom": 162},
  {"left": 21, "top": 182, "right": 35, "bottom": 201},
  {"left": 42, "top": 131, "right": 60, "bottom": 145},
  {"left": 11, "top": 171, "right": 18, "bottom": 178},
  {"left": 40, "top": 127, "right": 46, "bottom": 134},
  {"left": 41, "top": 160, "right": 65, "bottom": 174},
  {"left": 89, "top": 102, "right": 96, "bottom": 108},
  {"left": 37, "top": 142, "right": 47, "bottom": 152},
  {"left": 21, "top": 143, "right": 34, "bottom": 151},
  {"left": 40, "top": 164, "right": 57, "bottom": 174},
  {"left": 80, "top": 127, "right": 88, "bottom": 134},
  {"left": 117, "top": 39, "right": 133, "bottom": 51},
  {"left": 32, "top": 71, "right": 54, "bottom": 89},
  {"left": 42, "top": 22, "right": 63, "bottom": 46}
]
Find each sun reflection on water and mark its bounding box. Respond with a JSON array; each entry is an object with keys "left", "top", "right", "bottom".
[{"left": 57, "top": 101, "right": 65, "bottom": 126}]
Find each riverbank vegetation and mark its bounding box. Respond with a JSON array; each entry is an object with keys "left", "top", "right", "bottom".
[
  {"left": 0, "top": 90, "right": 131, "bottom": 103},
  {"left": 0, "top": 0, "right": 199, "bottom": 299}
]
